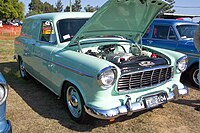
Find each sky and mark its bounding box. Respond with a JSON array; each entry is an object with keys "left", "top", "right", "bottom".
[{"left": 20, "top": 0, "right": 200, "bottom": 21}]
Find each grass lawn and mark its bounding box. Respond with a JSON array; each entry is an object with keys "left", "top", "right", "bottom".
[{"left": 0, "top": 40, "right": 15, "bottom": 62}]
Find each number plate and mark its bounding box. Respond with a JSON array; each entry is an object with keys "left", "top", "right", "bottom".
[{"left": 144, "top": 93, "right": 167, "bottom": 108}]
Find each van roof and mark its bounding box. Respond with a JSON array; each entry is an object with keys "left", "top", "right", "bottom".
[
  {"left": 25, "top": 12, "right": 94, "bottom": 21},
  {"left": 154, "top": 18, "right": 198, "bottom": 25}
]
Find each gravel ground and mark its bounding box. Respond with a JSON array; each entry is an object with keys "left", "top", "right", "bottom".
[{"left": 0, "top": 40, "right": 200, "bottom": 133}]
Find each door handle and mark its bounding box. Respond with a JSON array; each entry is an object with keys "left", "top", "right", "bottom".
[
  {"left": 24, "top": 52, "right": 29, "bottom": 56},
  {"left": 24, "top": 49, "right": 29, "bottom": 56},
  {"left": 48, "top": 64, "right": 53, "bottom": 68}
]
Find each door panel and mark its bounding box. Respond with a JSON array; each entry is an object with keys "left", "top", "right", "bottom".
[
  {"left": 32, "top": 20, "right": 59, "bottom": 93},
  {"left": 143, "top": 25, "right": 178, "bottom": 51},
  {"left": 21, "top": 19, "right": 41, "bottom": 77}
]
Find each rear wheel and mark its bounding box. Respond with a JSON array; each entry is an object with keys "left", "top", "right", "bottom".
[
  {"left": 19, "top": 57, "right": 29, "bottom": 80},
  {"left": 63, "top": 83, "right": 90, "bottom": 124},
  {"left": 189, "top": 65, "right": 199, "bottom": 87}
]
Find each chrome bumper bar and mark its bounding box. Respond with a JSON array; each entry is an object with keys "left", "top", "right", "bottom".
[{"left": 84, "top": 85, "right": 188, "bottom": 120}]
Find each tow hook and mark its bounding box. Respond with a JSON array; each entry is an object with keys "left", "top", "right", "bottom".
[{"left": 125, "top": 95, "right": 133, "bottom": 116}]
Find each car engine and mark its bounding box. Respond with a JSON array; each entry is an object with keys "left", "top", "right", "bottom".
[{"left": 85, "top": 44, "right": 168, "bottom": 74}]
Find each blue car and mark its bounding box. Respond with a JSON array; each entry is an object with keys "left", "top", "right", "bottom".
[
  {"left": 142, "top": 19, "right": 199, "bottom": 87},
  {"left": 0, "top": 73, "right": 12, "bottom": 132}
]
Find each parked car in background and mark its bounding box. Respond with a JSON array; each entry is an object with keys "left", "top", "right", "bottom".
[
  {"left": 15, "top": 0, "right": 189, "bottom": 123},
  {"left": 6, "top": 21, "right": 19, "bottom": 26},
  {"left": 0, "top": 20, "right": 2, "bottom": 27},
  {"left": 142, "top": 19, "right": 199, "bottom": 87},
  {"left": 0, "top": 73, "right": 12, "bottom": 132}
]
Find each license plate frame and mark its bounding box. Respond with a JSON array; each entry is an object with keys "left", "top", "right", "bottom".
[{"left": 144, "top": 93, "right": 167, "bottom": 108}]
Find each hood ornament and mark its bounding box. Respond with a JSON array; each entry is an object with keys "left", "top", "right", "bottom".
[{"left": 139, "top": 61, "right": 155, "bottom": 67}]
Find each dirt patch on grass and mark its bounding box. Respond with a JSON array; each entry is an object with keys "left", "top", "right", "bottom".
[{"left": 0, "top": 40, "right": 200, "bottom": 133}]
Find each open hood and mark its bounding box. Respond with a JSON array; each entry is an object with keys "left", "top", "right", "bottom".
[{"left": 70, "top": 0, "right": 168, "bottom": 44}]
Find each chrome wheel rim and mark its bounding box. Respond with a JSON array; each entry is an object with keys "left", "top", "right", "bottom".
[
  {"left": 66, "top": 86, "right": 82, "bottom": 118},
  {"left": 20, "top": 60, "right": 25, "bottom": 78},
  {"left": 193, "top": 69, "right": 199, "bottom": 86}
]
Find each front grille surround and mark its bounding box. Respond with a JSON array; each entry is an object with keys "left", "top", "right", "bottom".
[{"left": 117, "top": 66, "right": 173, "bottom": 92}]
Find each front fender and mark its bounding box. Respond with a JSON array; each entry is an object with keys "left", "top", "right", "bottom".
[
  {"left": 176, "top": 41, "right": 199, "bottom": 68},
  {"left": 177, "top": 41, "right": 199, "bottom": 55},
  {"left": 55, "top": 50, "right": 117, "bottom": 77},
  {"left": 53, "top": 50, "right": 120, "bottom": 103},
  {"left": 144, "top": 45, "right": 186, "bottom": 65}
]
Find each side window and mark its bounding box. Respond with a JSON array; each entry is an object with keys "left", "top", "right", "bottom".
[
  {"left": 168, "top": 26, "right": 177, "bottom": 40},
  {"left": 152, "top": 25, "right": 170, "bottom": 39},
  {"left": 57, "top": 19, "right": 88, "bottom": 43},
  {"left": 40, "top": 20, "right": 56, "bottom": 43}
]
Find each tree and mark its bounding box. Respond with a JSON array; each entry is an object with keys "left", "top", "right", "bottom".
[
  {"left": 64, "top": 0, "right": 82, "bottom": 12},
  {"left": 64, "top": 5, "right": 70, "bottom": 12},
  {"left": 42, "top": 2, "right": 55, "bottom": 13},
  {"left": 26, "top": 10, "right": 41, "bottom": 17},
  {"left": 55, "top": 0, "right": 63, "bottom": 12},
  {"left": 28, "top": 0, "right": 43, "bottom": 13},
  {"left": 84, "top": 4, "right": 99, "bottom": 12},
  {"left": 0, "top": 2, "right": 16, "bottom": 20},
  {"left": 12, "top": 0, "right": 25, "bottom": 20},
  {"left": 73, "top": 0, "right": 82, "bottom": 12},
  {"left": 27, "top": 0, "right": 55, "bottom": 16},
  {"left": 0, "top": 0, "right": 24, "bottom": 20}
]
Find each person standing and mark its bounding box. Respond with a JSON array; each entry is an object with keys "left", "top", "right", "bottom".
[
  {"left": 194, "top": 24, "right": 200, "bottom": 111},
  {"left": 194, "top": 24, "right": 200, "bottom": 52}
]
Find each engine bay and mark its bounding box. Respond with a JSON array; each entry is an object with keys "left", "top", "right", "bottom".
[{"left": 83, "top": 44, "right": 169, "bottom": 73}]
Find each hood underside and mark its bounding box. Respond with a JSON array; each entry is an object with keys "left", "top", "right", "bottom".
[{"left": 70, "top": 0, "right": 168, "bottom": 45}]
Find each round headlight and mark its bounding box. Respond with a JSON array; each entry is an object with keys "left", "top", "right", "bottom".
[
  {"left": 0, "top": 85, "right": 7, "bottom": 105},
  {"left": 177, "top": 56, "right": 188, "bottom": 73},
  {"left": 97, "top": 67, "right": 117, "bottom": 88}
]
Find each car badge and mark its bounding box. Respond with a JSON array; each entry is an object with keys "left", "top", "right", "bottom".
[{"left": 139, "top": 61, "right": 155, "bottom": 67}]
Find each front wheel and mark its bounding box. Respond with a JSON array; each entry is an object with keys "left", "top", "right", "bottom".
[
  {"left": 63, "top": 83, "right": 90, "bottom": 124},
  {"left": 189, "top": 65, "right": 199, "bottom": 87}
]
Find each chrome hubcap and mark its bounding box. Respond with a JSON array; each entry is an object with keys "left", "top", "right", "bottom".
[
  {"left": 67, "top": 86, "right": 82, "bottom": 118},
  {"left": 70, "top": 95, "right": 78, "bottom": 107},
  {"left": 20, "top": 60, "right": 25, "bottom": 77},
  {"left": 193, "top": 69, "right": 199, "bottom": 86}
]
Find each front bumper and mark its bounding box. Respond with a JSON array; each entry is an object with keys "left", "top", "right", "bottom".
[{"left": 84, "top": 85, "right": 188, "bottom": 120}]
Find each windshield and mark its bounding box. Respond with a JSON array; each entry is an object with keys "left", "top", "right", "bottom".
[
  {"left": 176, "top": 25, "right": 197, "bottom": 39},
  {"left": 57, "top": 18, "right": 89, "bottom": 43}
]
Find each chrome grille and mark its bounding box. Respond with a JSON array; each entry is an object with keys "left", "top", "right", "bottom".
[{"left": 117, "top": 66, "right": 173, "bottom": 92}]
